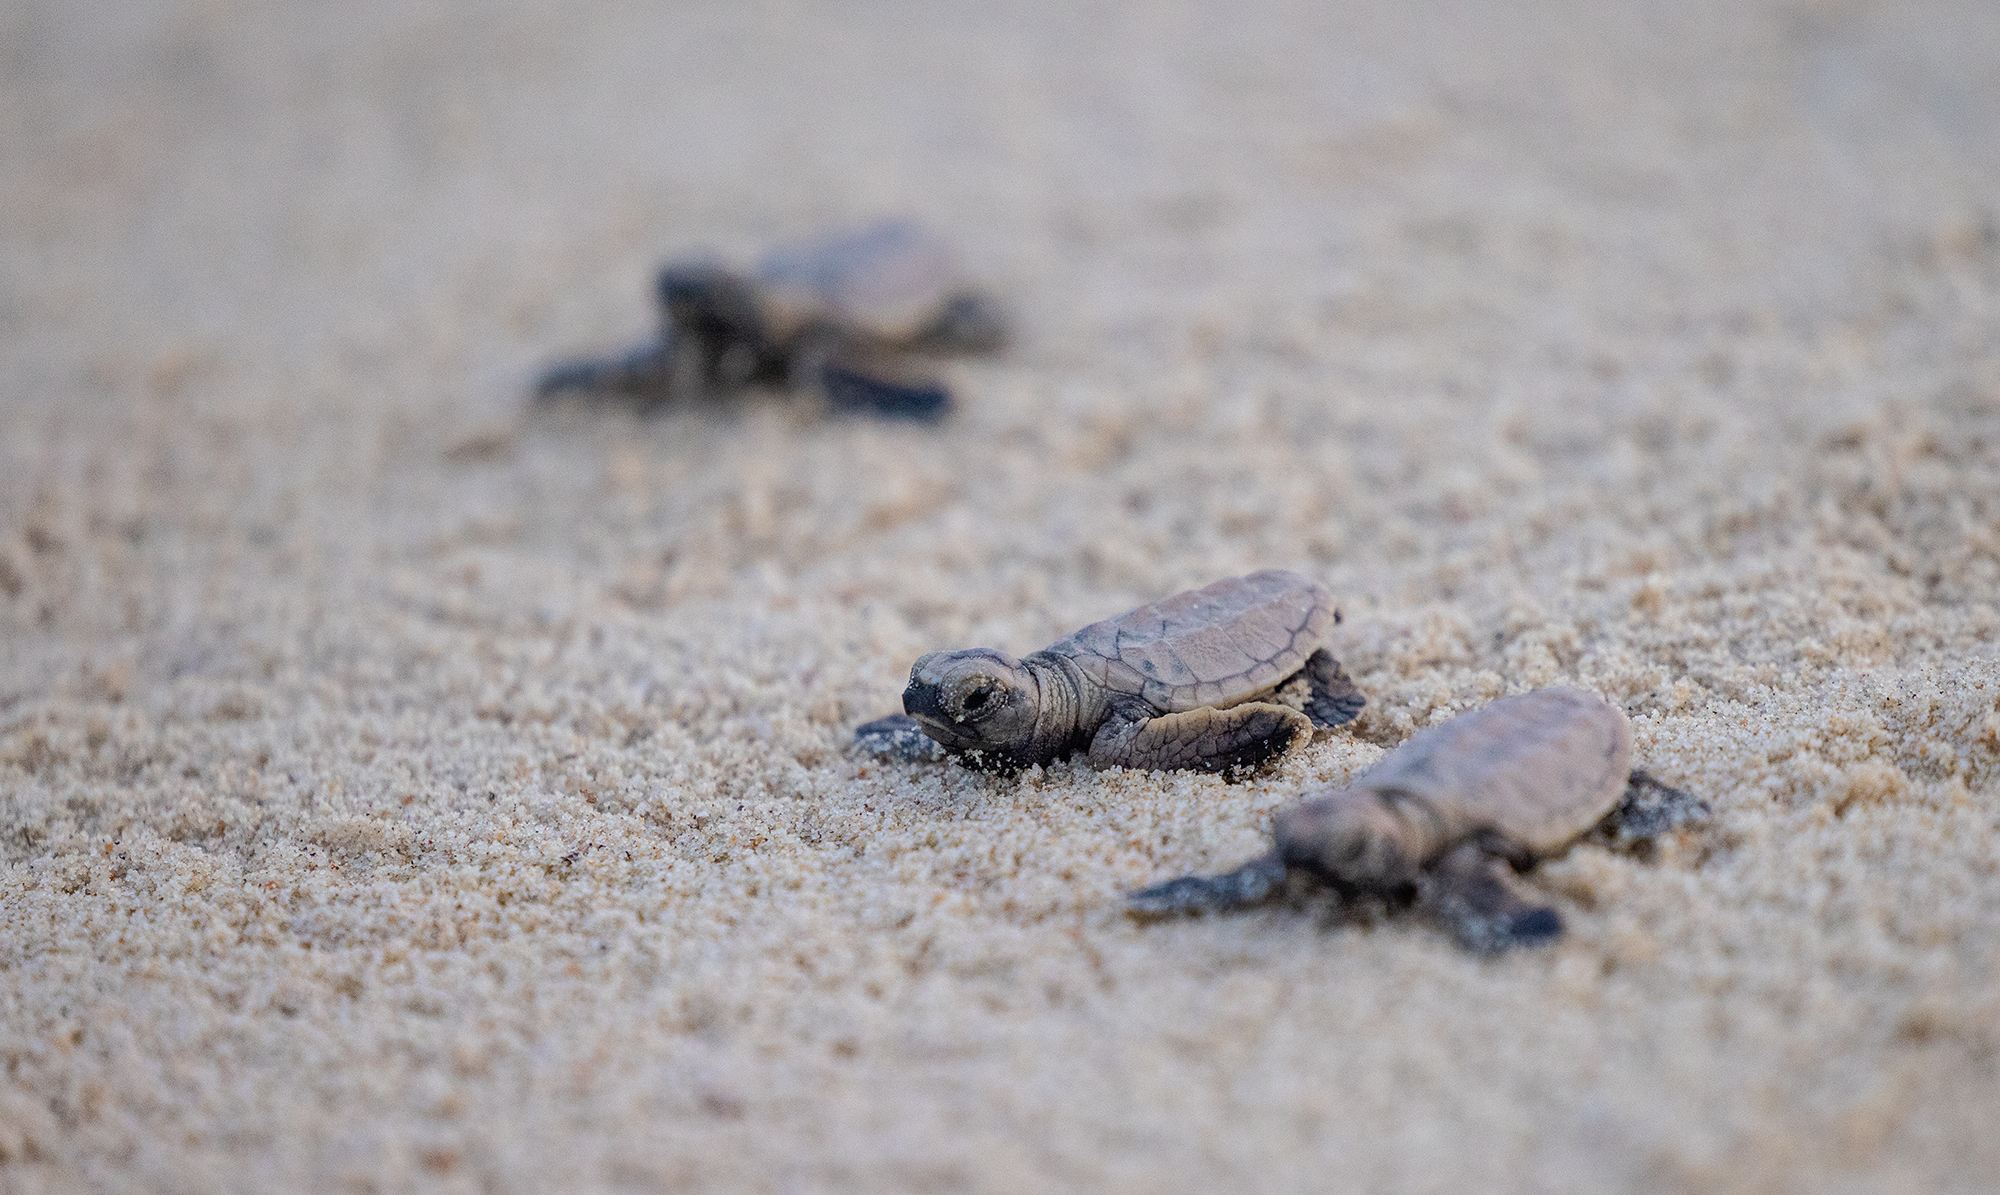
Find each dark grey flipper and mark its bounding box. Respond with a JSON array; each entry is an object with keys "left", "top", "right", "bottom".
[
  {"left": 535, "top": 341, "right": 677, "bottom": 401},
  {"left": 1301, "top": 648, "right": 1365, "bottom": 729},
  {"left": 1417, "top": 843, "right": 1563, "bottom": 952},
  {"left": 818, "top": 360, "right": 952, "bottom": 423},
  {"left": 852, "top": 714, "right": 945, "bottom": 762},
  {"left": 1086, "top": 700, "right": 1311, "bottom": 776},
  {"left": 1127, "top": 850, "right": 1288, "bottom": 916},
  {"left": 1607, "top": 770, "right": 1710, "bottom": 842}
]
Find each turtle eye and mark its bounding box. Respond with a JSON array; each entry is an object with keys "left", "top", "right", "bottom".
[{"left": 961, "top": 685, "right": 995, "bottom": 713}]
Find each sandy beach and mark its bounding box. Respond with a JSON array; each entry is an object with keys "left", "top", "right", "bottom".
[{"left": 3, "top": 0, "right": 1999, "bottom": 1190}]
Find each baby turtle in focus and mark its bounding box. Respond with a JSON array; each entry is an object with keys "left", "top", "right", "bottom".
[
  {"left": 858, "top": 570, "right": 1364, "bottom": 775},
  {"left": 536, "top": 220, "right": 1005, "bottom": 422},
  {"left": 1127, "top": 687, "right": 1709, "bottom": 952}
]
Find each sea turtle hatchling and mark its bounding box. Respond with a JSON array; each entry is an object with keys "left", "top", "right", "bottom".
[
  {"left": 1127, "top": 687, "right": 1709, "bottom": 951},
  {"left": 536, "top": 220, "right": 1005, "bottom": 421},
  {"left": 860, "top": 570, "right": 1365, "bottom": 775}
]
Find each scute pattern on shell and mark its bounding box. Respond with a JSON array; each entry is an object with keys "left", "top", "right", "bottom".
[
  {"left": 1359, "top": 687, "right": 1634, "bottom": 853},
  {"left": 1051, "top": 570, "right": 1334, "bottom": 713}
]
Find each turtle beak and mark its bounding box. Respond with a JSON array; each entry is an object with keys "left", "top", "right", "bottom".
[{"left": 902, "top": 675, "right": 950, "bottom": 727}]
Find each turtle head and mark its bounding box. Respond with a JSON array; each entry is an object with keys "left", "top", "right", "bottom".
[
  {"left": 656, "top": 264, "right": 764, "bottom": 335},
  {"left": 902, "top": 648, "right": 1040, "bottom": 754},
  {"left": 1272, "top": 788, "right": 1427, "bottom": 889}
]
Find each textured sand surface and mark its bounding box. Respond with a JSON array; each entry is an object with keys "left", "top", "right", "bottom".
[{"left": 4, "top": 1, "right": 2000, "bottom": 1191}]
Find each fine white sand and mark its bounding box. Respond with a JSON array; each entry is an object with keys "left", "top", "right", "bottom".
[{"left": 4, "top": 1, "right": 1999, "bottom": 1191}]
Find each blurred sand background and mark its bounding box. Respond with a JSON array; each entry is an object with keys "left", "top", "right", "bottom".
[{"left": 4, "top": 0, "right": 2000, "bottom": 1191}]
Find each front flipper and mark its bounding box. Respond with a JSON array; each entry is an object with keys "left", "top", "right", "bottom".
[
  {"left": 1606, "top": 769, "right": 1710, "bottom": 842},
  {"left": 535, "top": 340, "right": 677, "bottom": 401},
  {"left": 820, "top": 362, "right": 951, "bottom": 422},
  {"left": 1418, "top": 843, "right": 1563, "bottom": 953},
  {"left": 1127, "top": 850, "right": 1287, "bottom": 916},
  {"left": 851, "top": 714, "right": 944, "bottom": 763},
  {"left": 1087, "top": 701, "right": 1311, "bottom": 775},
  {"left": 814, "top": 346, "right": 953, "bottom": 423},
  {"left": 1301, "top": 648, "right": 1365, "bottom": 729}
]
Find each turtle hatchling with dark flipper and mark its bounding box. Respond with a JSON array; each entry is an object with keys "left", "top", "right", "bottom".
[
  {"left": 857, "top": 570, "right": 1364, "bottom": 775},
  {"left": 1127, "top": 687, "right": 1710, "bottom": 952},
  {"left": 536, "top": 220, "right": 1005, "bottom": 422}
]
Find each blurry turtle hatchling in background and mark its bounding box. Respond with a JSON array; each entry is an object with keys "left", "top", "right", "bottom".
[{"left": 537, "top": 220, "right": 1007, "bottom": 422}]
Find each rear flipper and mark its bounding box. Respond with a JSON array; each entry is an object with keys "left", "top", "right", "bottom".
[
  {"left": 535, "top": 340, "right": 677, "bottom": 401},
  {"left": 1607, "top": 769, "right": 1710, "bottom": 842},
  {"left": 1087, "top": 701, "right": 1311, "bottom": 776},
  {"left": 1418, "top": 843, "right": 1563, "bottom": 953},
  {"left": 1127, "top": 850, "right": 1287, "bottom": 916},
  {"left": 1301, "top": 648, "right": 1365, "bottom": 729},
  {"left": 816, "top": 355, "right": 953, "bottom": 422},
  {"left": 852, "top": 714, "right": 944, "bottom": 763}
]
